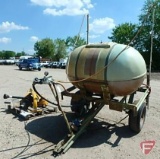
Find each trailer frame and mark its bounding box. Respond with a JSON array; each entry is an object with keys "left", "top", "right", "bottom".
[{"left": 31, "top": 72, "right": 151, "bottom": 156}]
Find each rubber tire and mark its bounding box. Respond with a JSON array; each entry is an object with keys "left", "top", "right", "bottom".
[
  {"left": 19, "top": 67, "right": 22, "bottom": 70},
  {"left": 129, "top": 101, "right": 147, "bottom": 133},
  {"left": 27, "top": 67, "right": 30, "bottom": 71},
  {"left": 70, "top": 91, "right": 90, "bottom": 117}
]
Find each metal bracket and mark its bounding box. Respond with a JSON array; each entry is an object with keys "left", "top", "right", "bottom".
[{"left": 101, "top": 85, "right": 110, "bottom": 104}]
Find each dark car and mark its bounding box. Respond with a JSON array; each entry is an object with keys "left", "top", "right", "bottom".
[
  {"left": 51, "top": 61, "right": 60, "bottom": 68},
  {"left": 18, "top": 58, "right": 41, "bottom": 71},
  {"left": 16, "top": 59, "right": 23, "bottom": 66},
  {"left": 58, "top": 62, "right": 66, "bottom": 69}
]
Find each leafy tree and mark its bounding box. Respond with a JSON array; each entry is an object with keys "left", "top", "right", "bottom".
[
  {"left": 53, "top": 38, "right": 67, "bottom": 61},
  {"left": 108, "top": 0, "right": 160, "bottom": 71},
  {"left": 34, "top": 38, "right": 55, "bottom": 59},
  {"left": 16, "top": 51, "right": 26, "bottom": 57},
  {"left": 108, "top": 23, "right": 139, "bottom": 47},
  {"left": 137, "top": 0, "right": 160, "bottom": 70},
  {"left": 2, "top": 50, "right": 16, "bottom": 59},
  {"left": 0, "top": 51, "right": 4, "bottom": 59},
  {"left": 65, "top": 35, "right": 86, "bottom": 51}
]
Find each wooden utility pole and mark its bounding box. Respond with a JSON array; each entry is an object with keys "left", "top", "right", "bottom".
[
  {"left": 86, "top": 14, "right": 89, "bottom": 44},
  {"left": 147, "top": 7, "right": 155, "bottom": 109}
]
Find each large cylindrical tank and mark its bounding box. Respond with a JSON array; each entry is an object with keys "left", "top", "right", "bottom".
[{"left": 66, "top": 42, "right": 146, "bottom": 96}]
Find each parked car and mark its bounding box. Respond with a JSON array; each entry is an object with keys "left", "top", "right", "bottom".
[
  {"left": 3, "top": 59, "right": 15, "bottom": 65},
  {"left": 40, "top": 61, "right": 50, "bottom": 67},
  {"left": 44, "top": 62, "right": 53, "bottom": 68},
  {"left": 51, "top": 61, "right": 60, "bottom": 68},
  {"left": 58, "top": 62, "right": 66, "bottom": 69},
  {"left": 16, "top": 59, "right": 23, "bottom": 66},
  {"left": 18, "top": 58, "right": 41, "bottom": 71},
  {"left": 0, "top": 60, "right": 5, "bottom": 65}
]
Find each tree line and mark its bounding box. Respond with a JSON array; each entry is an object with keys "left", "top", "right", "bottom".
[
  {"left": 1, "top": 0, "right": 160, "bottom": 71},
  {"left": 0, "top": 35, "right": 86, "bottom": 61},
  {"left": 0, "top": 50, "right": 26, "bottom": 59}
]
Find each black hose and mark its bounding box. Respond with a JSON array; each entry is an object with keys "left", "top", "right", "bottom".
[{"left": 32, "top": 82, "right": 58, "bottom": 106}]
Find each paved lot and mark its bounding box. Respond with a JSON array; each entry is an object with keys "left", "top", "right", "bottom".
[{"left": 0, "top": 65, "right": 160, "bottom": 159}]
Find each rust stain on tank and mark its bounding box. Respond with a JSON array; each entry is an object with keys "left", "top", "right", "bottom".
[{"left": 84, "top": 48, "right": 99, "bottom": 76}]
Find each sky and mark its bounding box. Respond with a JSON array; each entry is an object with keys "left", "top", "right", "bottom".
[{"left": 0, "top": 0, "right": 145, "bottom": 54}]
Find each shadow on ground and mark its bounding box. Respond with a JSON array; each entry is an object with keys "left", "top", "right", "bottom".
[{"left": 25, "top": 112, "right": 137, "bottom": 149}]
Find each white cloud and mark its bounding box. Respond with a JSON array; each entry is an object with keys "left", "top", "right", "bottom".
[
  {"left": 0, "top": 21, "right": 29, "bottom": 33},
  {"left": 44, "top": 7, "right": 89, "bottom": 16},
  {"left": 30, "top": 36, "right": 39, "bottom": 42},
  {"left": 31, "top": 0, "right": 93, "bottom": 16},
  {"left": 83, "top": 0, "right": 94, "bottom": 9},
  {"left": 90, "top": 17, "right": 115, "bottom": 34},
  {"left": 0, "top": 37, "right": 11, "bottom": 44},
  {"left": 30, "top": 0, "right": 67, "bottom": 7}
]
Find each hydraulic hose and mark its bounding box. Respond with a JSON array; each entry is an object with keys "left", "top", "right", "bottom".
[{"left": 32, "top": 79, "right": 59, "bottom": 106}]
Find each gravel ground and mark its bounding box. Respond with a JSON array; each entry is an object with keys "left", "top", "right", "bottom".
[{"left": 0, "top": 65, "right": 160, "bottom": 159}]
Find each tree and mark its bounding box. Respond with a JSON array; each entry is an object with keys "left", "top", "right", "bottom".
[
  {"left": 137, "top": 0, "right": 160, "bottom": 70},
  {"left": 34, "top": 38, "right": 55, "bottom": 59},
  {"left": 108, "top": 0, "right": 160, "bottom": 71},
  {"left": 53, "top": 38, "right": 67, "bottom": 61},
  {"left": 16, "top": 51, "right": 26, "bottom": 57},
  {"left": 1, "top": 50, "right": 16, "bottom": 59},
  {"left": 108, "top": 23, "right": 139, "bottom": 47},
  {"left": 65, "top": 35, "right": 86, "bottom": 51},
  {"left": 0, "top": 51, "right": 4, "bottom": 59}
]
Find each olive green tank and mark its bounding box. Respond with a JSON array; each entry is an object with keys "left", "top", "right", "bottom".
[{"left": 66, "top": 42, "right": 146, "bottom": 96}]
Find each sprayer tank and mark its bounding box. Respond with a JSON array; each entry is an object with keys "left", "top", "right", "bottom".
[{"left": 66, "top": 42, "right": 146, "bottom": 96}]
